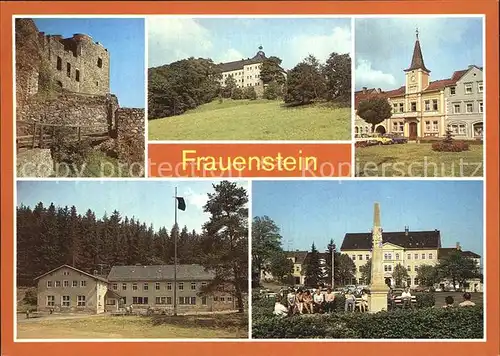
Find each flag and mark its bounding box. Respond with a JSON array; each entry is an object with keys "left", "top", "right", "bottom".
[{"left": 176, "top": 197, "right": 186, "bottom": 211}]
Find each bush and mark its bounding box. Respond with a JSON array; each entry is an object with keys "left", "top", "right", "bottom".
[
  {"left": 432, "top": 141, "right": 470, "bottom": 152},
  {"left": 50, "top": 127, "right": 92, "bottom": 169},
  {"left": 263, "top": 82, "right": 281, "bottom": 100},
  {"left": 252, "top": 306, "right": 483, "bottom": 339},
  {"left": 243, "top": 87, "right": 257, "bottom": 100},
  {"left": 231, "top": 87, "right": 243, "bottom": 100},
  {"left": 415, "top": 292, "right": 435, "bottom": 308}
]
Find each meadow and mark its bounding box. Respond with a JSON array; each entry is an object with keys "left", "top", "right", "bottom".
[
  {"left": 355, "top": 143, "right": 483, "bottom": 177},
  {"left": 148, "top": 99, "right": 351, "bottom": 141}
]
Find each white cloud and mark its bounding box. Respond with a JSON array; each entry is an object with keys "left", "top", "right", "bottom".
[
  {"left": 217, "top": 48, "right": 245, "bottom": 63},
  {"left": 355, "top": 58, "right": 397, "bottom": 90},
  {"left": 290, "top": 26, "right": 351, "bottom": 64},
  {"left": 148, "top": 17, "right": 213, "bottom": 67},
  {"left": 183, "top": 187, "right": 209, "bottom": 211}
]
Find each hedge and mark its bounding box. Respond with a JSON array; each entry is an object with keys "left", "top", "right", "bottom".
[{"left": 252, "top": 305, "right": 483, "bottom": 339}]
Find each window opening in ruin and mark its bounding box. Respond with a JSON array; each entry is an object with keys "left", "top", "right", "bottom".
[
  {"left": 96, "top": 81, "right": 99, "bottom": 87},
  {"left": 56, "top": 57, "right": 62, "bottom": 71},
  {"left": 67, "top": 63, "right": 71, "bottom": 78},
  {"left": 57, "top": 81, "right": 63, "bottom": 88},
  {"left": 97, "top": 58, "right": 103, "bottom": 68},
  {"left": 76, "top": 70, "right": 80, "bottom": 82}
]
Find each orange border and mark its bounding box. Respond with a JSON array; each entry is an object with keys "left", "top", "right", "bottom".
[{"left": 1, "top": 1, "right": 499, "bottom": 356}]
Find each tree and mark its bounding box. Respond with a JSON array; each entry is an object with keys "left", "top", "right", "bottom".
[
  {"left": 231, "top": 87, "right": 243, "bottom": 100},
  {"left": 437, "top": 250, "right": 480, "bottom": 291},
  {"left": 304, "top": 243, "right": 323, "bottom": 287},
  {"left": 393, "top": 263, "right": 409, "bottom": 287},
  {"left": 356, "top": 97, "right": 393, "bottom": 132},
  {"left": 223, "top": 76, "right": 237, "bottom": 98},
  {"left": 360, "top": 259, "right": 371, "bottom": 285},
  {"left": 260, "top": 56, "right": 285, "bottom": 85},
  {"left": 323, "top": 52, "right": 351, "bottom": 101},
  {"left": 416, "top": 264, "right": 439, "bottom": 287},
  {"left": 200, "top": 181, "right": 248, "bottom": 313},
  {"left": 251, "top": 216, "right": 283, "bottom": 286},
  {"left": 269, "top": 251, "right": 293, "bottom": 284},
  {"left": 324, "top": 239, "right": 336, "bottom": 286},
  {"left": 335, "top": 254, "right": 356, "bottom": 286},
  {"left": 284, "top": 55, "right": 326, "bottom": 105}
]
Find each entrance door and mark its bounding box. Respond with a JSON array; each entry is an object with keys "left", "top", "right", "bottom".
[{"left": 409, "top": 122, "right": 418, "bottom": 140}]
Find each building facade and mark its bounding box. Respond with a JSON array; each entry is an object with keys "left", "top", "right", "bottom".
[
  {"left": 35, "top": 264, "right": 237, "bottom": 314},
  {"left": 34, "top": 265, "right": 109, "bottom": 314},
  {"left": 355, "top": 31, "right": 483, "bottom": 140},
  {"left": 106, "top": 264, "right": 236, "bottom": 312}
]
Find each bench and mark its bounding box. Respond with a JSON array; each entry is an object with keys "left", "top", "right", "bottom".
[{"left": 392, "top": 296, "right": 417, "bottom": 308}]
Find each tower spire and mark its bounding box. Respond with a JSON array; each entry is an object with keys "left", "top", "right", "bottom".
[
  {"left": 404, "top": 28, "right": 430, "bottom": 73},
  {"left": 373, "top": 202, "right": 381, "bottom": 227}
]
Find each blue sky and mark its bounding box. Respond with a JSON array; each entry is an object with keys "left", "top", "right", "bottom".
[
  {"left": 17, "top": 180, "right": 248, "bottom": 232},
  {"left": 148, "top": 17, "right": 351, "bottom": 69},
  {"left": 355, "top": 17, "right": 483, "bottom": 91},
  {"left": 33, "top": 18, "right": 145, "bottom": 108},
  {"left": 252, "top": 181, "right": 484, "bottom": 258}
]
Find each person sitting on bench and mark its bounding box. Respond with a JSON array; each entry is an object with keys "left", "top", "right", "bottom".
[
  {"left": 401, "top": 287, "right": 412, "bottom": 308},
  {"left": 313, "top": 288, "right": 325, "bottom": 313},
  {"left": 344, "top": 291, "right": 355, "bottom": 312}
]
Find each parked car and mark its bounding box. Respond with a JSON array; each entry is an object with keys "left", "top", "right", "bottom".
[
  {"left": 370, "top": 134, "right": 394, "bottom": 145},
  {"left": 383, "top": 133, "right": 408, "bottom": 144}
]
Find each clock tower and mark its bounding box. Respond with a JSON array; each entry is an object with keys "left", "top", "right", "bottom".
[{"left": 404, "top": 28, "right": 430, "bottom": 94}]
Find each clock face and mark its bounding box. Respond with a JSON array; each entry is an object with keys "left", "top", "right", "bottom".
[{"left": 411, "top": 75, "right": 416, "bottom": 82}]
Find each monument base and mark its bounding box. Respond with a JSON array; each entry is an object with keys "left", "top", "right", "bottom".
[{"left": 368, "top": 286, "right": 389, "bottom": 313}]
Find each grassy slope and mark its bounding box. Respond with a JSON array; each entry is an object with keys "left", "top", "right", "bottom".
[
  {"left": 149, "top": 100, "right": 351, "bottom": 140},
  {"left": 17, "top": 315, "right": 247, "bottom": 339},
  {"left": 355, "top": 143, "right": 483, "bottom": 177}
]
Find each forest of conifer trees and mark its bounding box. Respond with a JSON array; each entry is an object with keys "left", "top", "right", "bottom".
[{"left": 17, "top": 203, "right": 208, "bottom": 286}]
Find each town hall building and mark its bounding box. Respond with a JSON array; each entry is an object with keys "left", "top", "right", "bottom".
[{"left": 355, "top": 30, "right": 483, "bottom": 140}]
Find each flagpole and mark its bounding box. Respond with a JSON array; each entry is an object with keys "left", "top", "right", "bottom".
[{"left": 174, "top": 186, "right": 178, "bottom": 316}]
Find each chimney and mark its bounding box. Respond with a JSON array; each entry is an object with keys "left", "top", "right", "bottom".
[
  {"left": 456, "top": 242, "right": 461, "bottom": 250},
  {"left": 405, "top": 226, "right": 409, "bottom": 236},
  {"left": 362, "top": 87, "right": 367, "bottom": 94}
]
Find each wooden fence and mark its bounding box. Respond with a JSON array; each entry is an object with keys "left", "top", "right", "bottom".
[{"left": 16, "top": 120, "right": 110, "bottom": 150}]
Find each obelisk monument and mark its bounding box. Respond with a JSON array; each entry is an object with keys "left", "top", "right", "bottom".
[{"left": 369, "top": 202, "right": 389, "bottom": 312}]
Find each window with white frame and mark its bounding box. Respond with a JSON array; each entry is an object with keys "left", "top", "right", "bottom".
[
  {"left": 478, "top": 81, "right": 483, "bottom": 93},
  {"left": 72, "top": 280, "right": 78, "bottom": 287},
  {"left": 155, "top": 282, "right": 160, "bottom": 290},
  {"left": 429, "top": 253, "right": 433, "bottom": 259},
  {"left": 122, "top": 283, "right": 127, "bottom": 290},
  {"left": 425, "top": 121, "right": 431, "bottom": 131},
  {"left": 466, "top": 103, "right": 473, "bottom": 113},
  {"left": 399, "top": 103, "right": 404, "bottom": 112},
  {"left": 479, "top": 101, "right": 483, "bottom": 113},
  {"left": 167, "top": 297, "right": 172, "bottom": 304},
  {"left": 424, "top": 100, "right": 430, "bottom": 111},
  {"left": 407, "top": 254, "right": 411, "bottom": 260},
  {"left": 167, "top": 282, "right": 172, "bottom": 290},
  {"left": 179, "top": 282, "right": 184, "bottom": 290},
  {"left": 55, "top": 281, "right": 61, "bottom": 287},
  {"left": 202, "top": 296, "right": 207, "bottom": 305},
  {"left": 191, "top": 282, "right": 196, "bottom": 290},
  {"left": 190, "top": 297, "right": 196, "bottom": 305},
  {"left": 384, "top": 265, "right": 392, "bottom": 272},
  {"left": 143, "top": 283, "right": 148, "bottom": 291},
  {"left": 77, "top": 295, "right": 86, "bottom": 307},
  {"left": 132, "top": 283, "right": 138, "bottom": 291},
  {"left": 112, "top": 283, "right": 117, "bottom": 290},
  {"left": 47, "top": 280, "right": 52, "bottom": 288},
  {"left": 63, "top": 271, "right": 70, "bottom": 276},
  {"left": 63, "top": 280, "right": 69, "bottom": 287},
  {"left": 201, "top": 282, "right": 207, "bottom": 288},
  {"left": 395, "top": 253, "right": 400, "bottom": 260},
  {"left": 450, "top": 123, "right": 466, "bottom": 135},
  {"left": 366, "top": 254, "right": 370, "bottom": 260},
  {"left": 407, "top": 265, "right": 411, "bottom": 271},
  {"left": 393, "top": 103, "right": 398, "bottom": 113},
  {"left": 47, "top": 295, "right": 55, "bottom": 306},
  {"left": 392, "top": 122, "right": 398, "bottom": 131},
  {"left": 62, "top": 295, "right": 70, "bottom": 307},
  {"left": 450, "top": 86, "right": 456, "bottom": 95},
  {"left": 156, "top": 296, "right": 167, "bottom": 305},
  {"left": 432, "top": 120, "right": 439, "bottom": 132},
  {"left": 421, "top": 253, "right": 426, "bottom": 259},
  {"left": 411, "top": 102, "right": 417, "bottom": 111},
  {"left": 358, "top": 255, "right": 363, "bottom": 260},
  {"left": 414, "top": 253, "right": 419, "bottom": 260},
  {"left": 352, "top": 255, "right": 356, "bottom": 261},
  {"left": 464, "top": 83, "right": 473, "bottom": 94},
  {"left": 453, "top": 103, "right": 461, "bottom": 113},
  {"left": 433, "top": 99, "right": 438, "bottom": 111}
]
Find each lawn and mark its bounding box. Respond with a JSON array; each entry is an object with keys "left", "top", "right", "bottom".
[
  {"left": 355, "top": 143, "right": 483, "bottom": 177},
  {"left": 148, "top": 99, "right": 351, "bottom": 140},
  {"left": 17, "top": 314, "right": 248, "bottom": 339}
]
